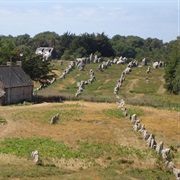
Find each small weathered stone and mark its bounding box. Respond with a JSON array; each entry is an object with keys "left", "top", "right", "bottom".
[
  {"left": 50, "top": 114, "right": 59, "bottom": 124},
  {"left": 31, "top": 150, "right": 39, "bottom": 163}
]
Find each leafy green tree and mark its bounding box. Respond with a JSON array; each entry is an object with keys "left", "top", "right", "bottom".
[
  {"left": 15, "top": 34, "right": 30, "bottom": 46},
  {"left": 0, "top": 36, "right": 16, "bottom": 64},
  {"left": 72, "top": 47, "right": 87, "bottom": 58},
  {"left": 164, "top": 39, "right": 180, "bottom": 94},
  {"left": 126, "top": 35, "right": 144, "bottom": 48},
  {"left": 143, "top": 37, "right": 165, "bottom": 60},
  {"left": 22, "top": 54, "right": 55, "bottom": 84},
  {"left": 59, "top": 32, "right": 76, "bottom": 58},
  {"left": 94, "top": 32, "right": 114, "bottom": 57},
  {"left": 173, "top": 63, "right": 180, "bottom": 94},
  {"left": 60, "top": 32, "right": 114, "bottom": 59},
  {"left": 61, "top": 49, "right": 74, "bottom": 60},
  {"left": 79, "top": 33, "right": 96, "bottom": 54},
  {"left": 111, "top": 35, "right": 139, "bottom": 58}
]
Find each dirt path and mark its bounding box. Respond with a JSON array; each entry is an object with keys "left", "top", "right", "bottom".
[
  {"left": 157, "top": 77, "right": 166, "bottom": 94},
  {"left": 0, "top": 113, "right": 16, "bottom": 139}
]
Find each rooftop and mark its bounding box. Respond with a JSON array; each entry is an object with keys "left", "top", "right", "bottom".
[{"left": 0, "top": 65, "right": 33, "bottom": 88}]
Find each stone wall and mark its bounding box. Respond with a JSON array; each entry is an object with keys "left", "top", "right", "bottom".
[{"left": 4, "top": 86, "right": 33, "bottom": 105}]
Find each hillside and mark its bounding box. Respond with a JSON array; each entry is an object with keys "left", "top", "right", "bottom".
[
  {"left": 0, "top": 60, "right": 180, "bottom": 180},
  {"left": 36, "top": 60, "right": 179, "bottom": 110}
]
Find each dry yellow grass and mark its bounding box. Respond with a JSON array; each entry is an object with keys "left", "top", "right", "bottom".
[
  {"left": 131, "top": 105, "right": 180, "bottom": 145},
  {"left": 0, "top": 101, "right": 179, "bottom": 144}
]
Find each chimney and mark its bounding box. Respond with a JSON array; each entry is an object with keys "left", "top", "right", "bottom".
[
  {"left": 16, "top": 61, "right": 22, "bottom": 67},
  {"left": 7, "top": 61, "right": 12, "bottom": 66}
]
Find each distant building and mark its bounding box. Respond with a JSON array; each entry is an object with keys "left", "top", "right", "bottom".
[
  {"left": 35, "top": 47, "right": 58, "bottom": 60},
  {"left": 0, "top": 64, "right": 33, "bottom": 105}
]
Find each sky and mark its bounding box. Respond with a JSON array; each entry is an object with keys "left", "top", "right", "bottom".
[{"left": 0, "top": 0, "right": 179, "bottom": 43}]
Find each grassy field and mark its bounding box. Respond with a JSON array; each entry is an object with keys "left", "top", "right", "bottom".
[
  {"left": 36, "top": 60, "right": 180, "bottom": 110},
  {"left": 0, "top": 60, "right": 179, "bottom": 179}
]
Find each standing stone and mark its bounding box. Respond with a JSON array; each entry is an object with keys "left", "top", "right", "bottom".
[
  {"left": 89, "top": 53, "right": 94, "bottom": 63},
  {"left": 156, "top": 141, "right": 164, "bottom": 154},
  {"left": 142, "top": 58, "right": 147, "bottom": 66},
  {"left": 31, "top": 150, "right": 39, "bottom": 163},
  {"left": 161, "top": 148, "right": 170, "bottom": 159},
  {"left": 131, "top": 114, "right": 136, "bottom": 124},
  {"left": 139, "top": 124, "right": 145, "bottom": 133},
  {"left": 122, "top": 108, "right": 128, "bottom": 117},
  {"left": 150, "top": 138, "right": 156, "bottom": 149},
  {"left": 143, "top": 130, "right": 150, "bottom": 140},
  {"left": 165, "top": 161, "right": 175, "bottom": 170},
  {"left": 173, "top": 168, "right": 180, "bottom": 180},
  {"left": 147, "top": 134, "right": 154, "bottom": 147}
]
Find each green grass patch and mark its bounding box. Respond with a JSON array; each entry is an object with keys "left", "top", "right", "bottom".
[
  {"left": 0, "top": 138, "right": 80, "bottom": 159},
  {"left": 77, "top": 141, "right": 112, "bottom": 159},
  {"left": 10, "top": 101, "right": 33, "bottom": 106},
  {"left": 77, "top": 141, "right": 154, "bottom": 160},
  {"left": 103, "top": 109, "right": 124, "bottom": 118},
  {"left": 131, "top": 80, "right": 160, "bottom": 94},
  {"left": 0, "top": 162, "right": 72, "bottom": 179},
  {"left": 103, "top": 108, "right": 143, "bottom": 119},
  {"left": 108, "top": 158, "right": 134, "bottom": 170},
  {"left": 128, "top": 168, "right": 174, "bottom": 180},
  {"left": 116, "top": 146, "right": 152, "bottom": 159},
  {"left": 127, "top": 108, "right": 144, "bottom": 116},
  {"left": 0, "top": 117, "right": 7, "bottom": 124}
]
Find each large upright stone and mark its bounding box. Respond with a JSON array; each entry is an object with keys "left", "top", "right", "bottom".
[
  {"left": 156, "top": 141, "right": 163, "bottom": 154},
  {"left": 31, "top": 150, "right": 39, "bottom": 163}
]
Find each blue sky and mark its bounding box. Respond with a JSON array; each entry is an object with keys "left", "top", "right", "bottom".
[{"left": 0, "top": 0, "right": 179, "bottom": 43}]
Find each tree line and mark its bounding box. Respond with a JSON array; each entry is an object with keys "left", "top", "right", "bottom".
[{"left": 0, "top": 31, "right": 179, "bottom": 94}]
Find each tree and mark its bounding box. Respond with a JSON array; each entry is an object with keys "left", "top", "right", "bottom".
[
  {"left": 164, "top": 39, "right": 180, "bottom": 94},
  {"left": 94, "top": 32, "right": 114, "bottom": 57},
  {"left": 22, "top": 54, "right": 55, "bottom": 84},
  {"left": 79, "top": 33, "right": 96, "bottom": 54},
  {"left": 172, "top": 63, "right": 180, "bottom": 94},
  {"left": 59, "top": 32, "right": 76, "bottom": 58},
  {"left": 126, "top": 36, "right": 144, "bottom": 48},
  {"left": 0, "top": 36, "right": 16, "bottom": 64},
  {"left": 15, "top": 34, "right": 30, "bottom": 46}
]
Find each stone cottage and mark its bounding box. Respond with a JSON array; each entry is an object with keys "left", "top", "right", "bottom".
[{"left": 0, "top": 65, "right": 33, "bottom": 105}]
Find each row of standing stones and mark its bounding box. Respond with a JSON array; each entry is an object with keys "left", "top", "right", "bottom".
[{"left": 115, "top": 63, "right": 180, "bottom": 180}]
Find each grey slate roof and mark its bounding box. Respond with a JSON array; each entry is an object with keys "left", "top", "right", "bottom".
[{"left": 0, "top": 65, "right": 33, "bottom": 88}]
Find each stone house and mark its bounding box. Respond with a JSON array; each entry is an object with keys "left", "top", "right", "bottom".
[{"left": 0, "top": 65, "right": 33, "bottom": 105}]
